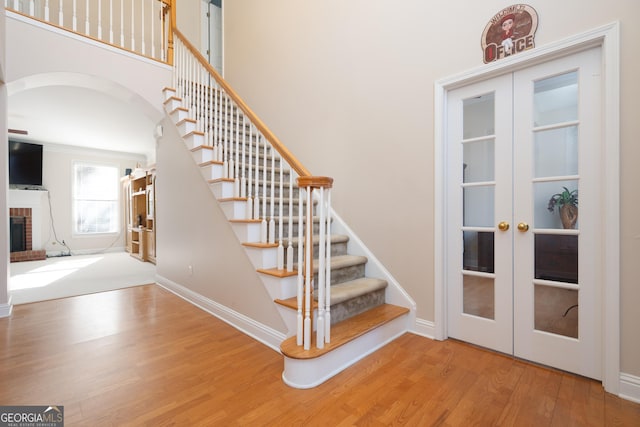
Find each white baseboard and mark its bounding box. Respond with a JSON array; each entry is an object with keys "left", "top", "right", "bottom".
[
  {"left": 411, "top": 317, "right": 436, "bottom": 340},
  {"left": 619, "top": 372, "right": 640, "bottom": 404},
  {"left": 155, "top": 274, "right": 286, "bottom": 353},
  {"left": 0, "top": 296, "right": 13, "bottom": 318}
]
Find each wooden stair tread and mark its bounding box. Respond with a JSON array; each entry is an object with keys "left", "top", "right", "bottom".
[
  {"left": 259, "top": 268, "right": 297, "bottom": 278},
  {"left": 280, "top": 304, "right": 409, "bottom": 359},
  {"left": 244, "top": 242, "right": 278, "bottom": 249},
  {"left": 274, "top": 297, "right": 315, "bottom": 310},
  {"left": 219, "top": 197, "right": 248, "bottom": 202}
]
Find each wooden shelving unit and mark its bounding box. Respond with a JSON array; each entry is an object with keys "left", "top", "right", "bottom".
[{"left": 122, "top": 166, "right": 156, "bottom": 263}]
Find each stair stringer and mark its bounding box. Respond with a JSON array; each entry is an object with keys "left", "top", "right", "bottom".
[{"left": 329, "top": 210, "right": 417, "bottom": 323}]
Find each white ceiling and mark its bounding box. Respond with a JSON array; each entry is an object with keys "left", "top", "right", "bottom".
[{"left": 8, "top": 85, "right": 157, "bottom": 160}]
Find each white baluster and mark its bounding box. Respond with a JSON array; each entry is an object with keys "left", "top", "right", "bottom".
[
  {"left": 261, "top": 143, "right": 268, "bottom": 243},
  {"left": 316, "top": 186, "right": 326, "bottom": 349},
  {"left": 268, "top": 146, "right": 276, "bottom": 244},
  {"left": 140, "top": 0, "right": 146, "bottom": 55},
  {"left": 72, "top": 0, "right": 77, "bottom": 31},
  {"left": 150, "top": 0, "right": 155, "bottom": 59},
  {"left": 296, "top": 187, "right": 304, "bottom": 346},
  {"left": 109, "top": 0, "right": 113, "bottom": 43},
  {"left": 28, "top": 0, "right": 34, "bottom": 16},
  {"left": 130, "top": 0, "right": 135, "bottom": 51},
  {"left": 232, "top": 106, "right": 239, "bottom": 198},
  {"left": 119, "top": 0, "right": 124, "bottom": 47},
  {"left": 223, "top": 96, "right": 229, "bottom": 178},
  {"left": 303, "top": 185, "right": 312, "bottom": 350},
  {"left": 246, "top": 124, "right": 253, "bottom": 219},
  {"left": 44, "top": 0, "right": 49, "bottom": 21},
  {"left": 241, "top": 115, "right": 247, "bottom": 199},
  {"left": 286, "top": 171, "right": 294, "bottom": 272},
  {"left": 325, "top": 189, "right": 332, "bottom": 343},
  {"left": 253, "top": 134, "right": 261, "bottom": 221},
  {"left": 97, "top": 0, "right": 102, "bottom": 40},
  {"left": 277, "top": 154, "right": 284, "bottom": 269},
  {"left": 85, "top": 0, "right": 89, "bottom": 35},
  {"left": 58, "top": 0, "right": 63, "bottom": 26}
]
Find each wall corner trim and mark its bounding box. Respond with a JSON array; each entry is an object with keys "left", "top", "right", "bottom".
[
  {"left": 619, "top": 373, "right": 640, "bottom": 404},
  {"left": 0, "top": 297, "right": 13, "bottom": 318}
]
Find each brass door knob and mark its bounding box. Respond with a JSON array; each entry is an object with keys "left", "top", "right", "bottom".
[
  {"left": 517, "top": 222, "right": 529, "bottom": 232},
  {"left": 498, "top": 221, "right": 510, "bottom": 231}
]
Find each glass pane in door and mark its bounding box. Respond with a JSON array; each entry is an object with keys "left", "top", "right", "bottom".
[
  {"left": 463, "top": 186, "right": 494, "bottom": 227},
  {"left": 533, "top": 179, "right": 579, "bottom": 229},
  {"left": 463, "top": 93, "right": 495, "bottom": 138},
  {"left": 534, "top": 234, "right": 578, "bottom": 283},
  {"left": 463, "top": 231, "right": 494, "bottom": 273},
  {"left": 464, "top": 138, "right": 495, "bottom": 183},
  {"left": 534, "top": 126, "right": 578, "bottom": 178},
  {"left": 533, "top": 72, "right": 578, "bottom": 127},
  {"left": 463, "top": 274, "right": 494, "bottom": 320},
  {"left": 534, "top": 284, "right": 578, "bottom": 338}
]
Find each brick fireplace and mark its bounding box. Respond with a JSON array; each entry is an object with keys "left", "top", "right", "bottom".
[{"left": 9, "top": 207, "right": 46, "bottom": 263}]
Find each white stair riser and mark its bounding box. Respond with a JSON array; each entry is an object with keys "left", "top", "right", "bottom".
[
  {"left": 170, "top": 108, "right": 189, "bottom": 123},
  {"left": 244, "top": 246, "right": 278, "bottom": 270},
  {"left": 210, "top": 181, "right": 234, "bottom": 199},
  {"left": 177, "top": 120, "right": 196, "bottom": 136},
  {"left": 192, "top": 148, "right": 214, "bottom": 164},
  {"left": 231, "top": 221, "right": 262, "bottom": 243},
  {"left": 164, "top": 98, "right": 182, "bottom": 113},
  {"left": 221, "top": 200, "right": 248, "bottom": 220},
  {"left": 162, "top": 88, "right": 176, "bottom": 101},
  {"left": 200, "top": 163, "right": 224, "bottom": 181},
  {"left": 260, "top": 274, "right": 298, "bottom": 300},
  {"left": 282, "top": 314, "right": 409, "bottom": 389},
  {"left": 184, "top": 133, "right": 204, "bottom": 149}
]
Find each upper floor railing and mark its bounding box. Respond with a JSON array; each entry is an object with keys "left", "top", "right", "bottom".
[{"left": 5, "top": 0, "right": 174, "bottom": 64}]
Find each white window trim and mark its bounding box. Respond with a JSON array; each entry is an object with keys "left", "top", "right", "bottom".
[{"left": 71, "top": 160, "right": 121, "bottom": 237}]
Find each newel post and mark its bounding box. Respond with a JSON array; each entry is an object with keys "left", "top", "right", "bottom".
[{"left": 296, "top": 176, "right": 333, "bottom": 350}]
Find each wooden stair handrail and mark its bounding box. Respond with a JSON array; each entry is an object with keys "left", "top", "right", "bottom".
[{"left": 172, "top": 27, "right": 312, "bottom": 178}]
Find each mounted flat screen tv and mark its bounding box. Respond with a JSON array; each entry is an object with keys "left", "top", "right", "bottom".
[{"left": 9, "top": 140, "right": 43, "bottom": 189}]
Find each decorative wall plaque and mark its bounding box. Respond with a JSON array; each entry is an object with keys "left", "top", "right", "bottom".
[{"left": 481, "top": 4, "right": 538, "bottom": 63}]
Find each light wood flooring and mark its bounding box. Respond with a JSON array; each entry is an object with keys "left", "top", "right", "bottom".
[{"left": 0, "top": 285, "right": 638, "bottom": 426}]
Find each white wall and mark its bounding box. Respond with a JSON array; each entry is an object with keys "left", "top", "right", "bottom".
[
  {"left": 223, "top": 0, "right": 640, "bottom": 378},
  {"left": 42, "top": 143, "right": 144, "bottom": 255}
]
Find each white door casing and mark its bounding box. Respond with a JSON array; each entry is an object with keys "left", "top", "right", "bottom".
[{"left": 434, "top": 23, "right": 620, "bottom": 393}]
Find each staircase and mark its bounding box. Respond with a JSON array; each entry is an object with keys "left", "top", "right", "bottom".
[{"left": 162, "top": 30, "right": 412, "bottom": 388}]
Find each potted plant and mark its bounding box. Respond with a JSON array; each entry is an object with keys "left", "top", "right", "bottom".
[{"left": 547, "top": 187, "right": 578, "bottom": 229}]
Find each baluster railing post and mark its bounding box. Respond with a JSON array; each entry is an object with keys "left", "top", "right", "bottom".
[
  {"left": 260, "top": 143, "right": 268, "bottom": 243},
  {"left": 277, "top": 154, "right": 284, "bottom": 269},
  {"left": 97, "top": 0, "right": 102, "bottom": 39},
  {"left": 287, "top": 171, "right": 294, "bottom": 271},
  {"left": 316, "top": 186, "right": 326, "bottom": 348},
  {"left": 44, "top": 0, "right": 49, "bottom": 21},
  {"left": 241, "top": 115, "right": 247, "bottom": 200},
  {"left": 268, "top": 147, "right": 276, "bottom": 244},
  {"left": 325, "top": 189, "right": 332, "bottom": 342},
  {"left": 109, "top": 0, "right": 113, "bottom": 43},
  {"left": 84, "top": 0, "right": 89, "bottom": 35},
  {"left": 72, "top": 0, "right": 77, "bottom": 31},
  {"left": 296, "top": 187, "right": 305, "bottom": 346},
  {"left": 246, "top": 124, "right": 253, "bottom": 219},
  {"left": 141, "top": 0, "right": 146, "bottom": 55},
  {"left": 130, "top": 0, "right": 135, "bottom": 51}
]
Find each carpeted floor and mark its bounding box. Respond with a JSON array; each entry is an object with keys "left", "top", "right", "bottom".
[{"left": 9, "top": 251, "right": 156, "bottom": 305}]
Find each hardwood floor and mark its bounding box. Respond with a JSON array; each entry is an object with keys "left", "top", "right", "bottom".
[{"left": 1, "top": 285, "right": 638, "bottom": 426}]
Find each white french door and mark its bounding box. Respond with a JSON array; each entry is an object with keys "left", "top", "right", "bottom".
[{"left": 446, "top": 47, "right": 602, "bottom": 379}]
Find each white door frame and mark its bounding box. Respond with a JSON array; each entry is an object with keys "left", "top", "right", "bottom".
[{"left": 434, "top": 22, "right": 620, "bottom": 394}]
